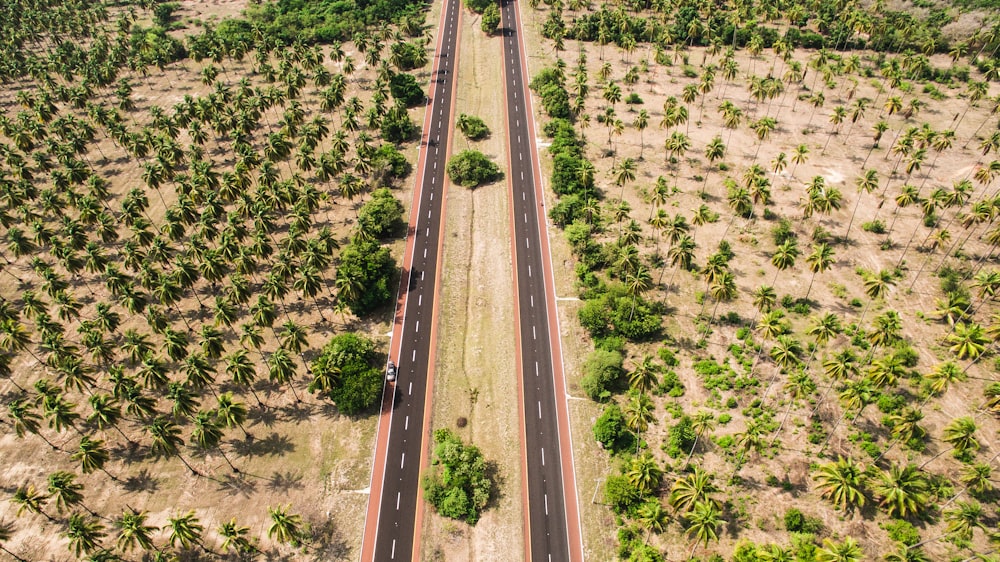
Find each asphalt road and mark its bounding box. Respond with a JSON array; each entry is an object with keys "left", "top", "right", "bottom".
[
  {"left": 366, "top": 0, "right": 461, "bottom": 558},
  {"left": 501, "top": 0, "right": 583, "bottom": 559}
]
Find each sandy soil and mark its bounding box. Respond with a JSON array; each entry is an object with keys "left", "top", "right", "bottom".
[{"left": 420, "top": 8, "right": 526, "bottom": 561}]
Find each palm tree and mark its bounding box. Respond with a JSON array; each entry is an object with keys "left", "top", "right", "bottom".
[
  {"left": 808, "top": 313, "right": 842, "bottom": 346},
  {"left": 924, "top": 361, "right": 965, "bottom": 396},
  {"left": 115, "top": 510, "right": 157, "bottom": 554},
  {"left": 7, "top": 398, "right": 58, "bottom": 450},
  {"left": 945, "top": 322, "right": 989, "bottom": 359},
  {"left": 192, "top": 410, "right": 239, "bottom": 473},
  {"left": 624, "top": 392, "right": 655, "bottom": 441},
  {"left": 811, "top": 456, "right": 867, "bottom": 511},
  {"left": 940, "top": 501, "right": 984, "bottom": 543},
  {"left": 626, "top": 453, "right": 662, "bottom": 495},
  {"left": 789, "top": 144, "right": 809, "bottom": 180},
  {"left": 10, "top": 484, "right": 53, "bottom": 522},
  {"left": 941, "top": 416, "right": 979, "bottom": 456},
  {"left": 669, "top": 466, "right": 718, "bottom": 513},
  {"left": 815, "top": 537, "right": 863, "bottom": 562},
  {"left": 873, "top": 464, "right": 929, "bottom": 518},
  {"left": 266, "top": 504, "right": 302, "bottom": 546},
  {"left": 636, "top": 499, "right": 667, "bottom": 543},
  {"left": 267, "top": 348, "right": 300, "bottom": 401},
  {"left": 63, "top": 512, "right": 106, "bottom": 557},
  {"left": 146, "top": 416, "right": 199, "bottom": 476},
  {"left": 72, "top": 436, "right": 115, "bottom": 480},
  {"left": 218, "top": 518, "right": 257, "bottom": 555},
  {"left": 216, "top": 392, "right": 251, "bottom": 440},
  {"left": 684, "top": 412, "right": 716, "bottom": 468},
  {"left": 628, "top": 355, "right": 658, "bottom": 394},
  {"left": 46, "top": 471, "right": 88, "bottom": 515},
  {"left": 804, "top": 243, "right": 835, "bottom": 299},
  {"left": 685, "top": 499, "right": 723, "bottom": 558},
  {"left": 886, "top": 407, "right": 926, "bottom": 445},
  {"left": 884, "top": 543, "right": 931, "bottom": 562},
  {"left": 225, "top": 349, "right": 265, "bottom": 408},
  {"left": 166, "top": 510, "right": 204, "bottom": 551},
  {"left": 634, "top": 109, "right": 649, "bottom": 158}
]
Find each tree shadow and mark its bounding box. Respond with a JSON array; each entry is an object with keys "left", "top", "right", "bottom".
[
  {"left": 279, "top": 402, "right": 314, "bottom": 423},
  {"left": 483, "top": 460, "right": 506, "bottom": 512},
  {"left": 123, "top": 468, "right": 159, "bottom": 493},
  {"left": 304, "top": 517, "right": 350, "bottom": 561},
  {"left": 249, "top": 404, "right": 278, "bottom": 428},
  {"left": 232, "top": 432, "right": 294, "bottom": 457},
  {"left": 217, "top": 473, "right": 257, "bottom": 498},
  {"left": 114, "top": 442, "right": 148, "bottom": 465},
  {"left": 318, "top": 401, "right": 341, "bottom": 420},
  {"left": 267, "top": 470, "right": 305, "bottom": 492}
]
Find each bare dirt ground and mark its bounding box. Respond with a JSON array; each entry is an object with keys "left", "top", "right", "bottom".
[
  {"left": 420, "top": 8, "right": 526, "bottom": 561},
  {"left": 518, "top": 3, "right": 1000, "bottom": 560},
  {"left": 0, "top": 1, "right": 436, "bottom": 559}
]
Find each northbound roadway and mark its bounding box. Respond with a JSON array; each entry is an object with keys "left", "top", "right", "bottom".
[{"left": 500, "top": 0, "right": 585, "bottom": 560}]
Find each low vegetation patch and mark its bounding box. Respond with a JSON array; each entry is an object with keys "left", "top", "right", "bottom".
[
  {"left": 446, "top": 150, "right": 503, "bottom": 188},
  {"left": 422, "top": 429, "right": 495, "bottom": 524}
]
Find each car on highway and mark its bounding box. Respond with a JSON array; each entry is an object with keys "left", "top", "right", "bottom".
[{"left": 386, "top": 360, "right": 397, "bottom": 382}]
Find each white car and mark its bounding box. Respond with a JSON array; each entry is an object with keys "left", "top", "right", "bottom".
[{"left": 386, "top": 360, "right": 397, "bottom": 382}]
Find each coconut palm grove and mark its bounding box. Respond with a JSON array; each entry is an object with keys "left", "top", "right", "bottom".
[{"left": 2, "top": 0, "right": 1000, "bottom": 560}]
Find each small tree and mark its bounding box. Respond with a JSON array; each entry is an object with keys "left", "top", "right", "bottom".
[
  {"left": 447, "top": 150, "right": 503, "bottom": 188},
  {"left": 422, "top": 429, "right": 495, "bottom": 524},
  {"left": 481, "top": 4, "right": 500, "bottom": 34},
  {"left": 456, "top": 114, "right": 490, "bottom": 140}
]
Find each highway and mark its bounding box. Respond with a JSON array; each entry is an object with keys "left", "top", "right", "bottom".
[
  {"left": 500, "top": 0, "right": 585, "bottom": 560},
  {"left": 360, "top": 0, "right": 461, "bottom": 558}
]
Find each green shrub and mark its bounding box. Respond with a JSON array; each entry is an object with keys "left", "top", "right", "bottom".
[
  {"left": 580, "top": 349, "right": 624, "bottom": 400},
  {"left": 784, "top": 508, "right": 823, "bottom": 533},
  {"left": 862, "top": 219, "right": 886, "bottom": 234},
  {"left": 422, "top": 429, "right": 494, "bottom": 524},
  {"left": 457, "top": 114, "right": 490, "bottom": 140},
  {"left": 658, "top": 347, "right": 680, "bottom": 367},
  {"left": 309, "top": 333, "right": 383, "bottom": 414},
  {"left": 604, "top": 473, "right": 642, "bottom": 515},
  {"left": 389, "top": 72, "right": 425, "bottom": 107},
  {"left": 656, "top": 370, "right": 685, "bottom": 397},
  {"left": 381, "top": 105, "right": 418, "bottom": 142},
  {"left": 593, "top": 404, "right": 631, "bottom": 453},
  {"left": 772, "top": 218, "right": 797, "bottom": 246},
  {"left": 665, "top": 415, "right": 695, "bottom": 458},
  {"left": 371, "top": 144, "right": 412, "bottom": 181},
  {"left": 446, "top": 150, "right": 503, "bottom": 188},
  {"left": 480, "top": 3, "right": 500, "bottom": 34},
  {"left": 883, "top": 519, "right": 920, "bottom": 546},
  {"left": 357, "top": 188, "right": 404, "bottom": 239},
  {"left": 336, "top": 237, "right": 396, "bottom": 315}
]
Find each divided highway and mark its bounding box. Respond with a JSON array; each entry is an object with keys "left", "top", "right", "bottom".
[
  {"left": 360, "top": 0, "right": 461, "bottom": 558},
  {"left": 500, "top": 0, "right": 585, "bottom": 560}
]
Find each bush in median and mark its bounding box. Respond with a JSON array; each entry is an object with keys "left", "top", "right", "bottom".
[{"left": 446, "top": 149, "right": 503, "bottom": 188}]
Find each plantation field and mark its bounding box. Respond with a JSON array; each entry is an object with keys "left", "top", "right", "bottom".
[
  {"left": 0, "top": 0, "right": 436, "bottom": 559},
  {"left": 518, "top": 1, "right": 1000, "bottom": 560}
]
